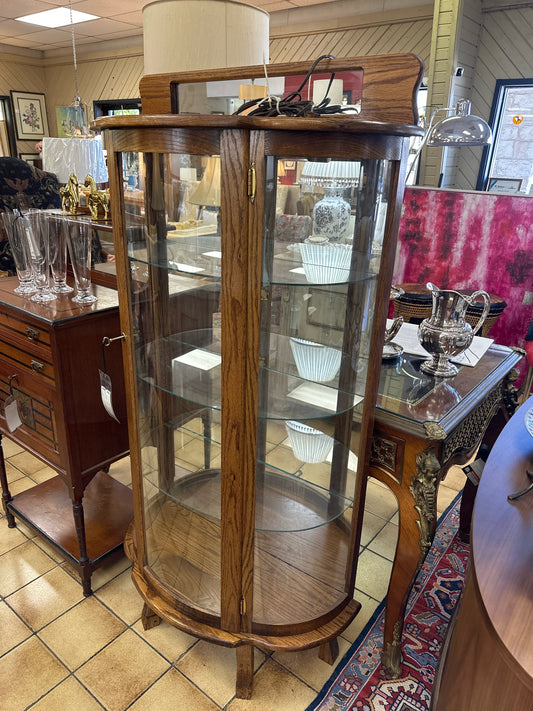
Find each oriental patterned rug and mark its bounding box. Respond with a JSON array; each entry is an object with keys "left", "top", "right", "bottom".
[{"left": 307, "top": 495, "right": 469, "bottom": 711}]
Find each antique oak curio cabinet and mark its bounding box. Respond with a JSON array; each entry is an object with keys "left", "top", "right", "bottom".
[{"left": 97, "top": 54, "right": 423, "bottom": 698}]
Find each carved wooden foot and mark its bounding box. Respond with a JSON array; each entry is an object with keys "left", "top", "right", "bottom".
[
  {"left": 235, "top": 645, "right": 254, "bottom": 699},
  {"left": 141, "top": 603, "right": 162, "bottom": 630},
  {"left": 319, "top": 637, "right": 339, "bottom": 665}
]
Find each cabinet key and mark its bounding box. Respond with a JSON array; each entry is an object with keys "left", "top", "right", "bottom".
[
  {"left": 26, "top": 327, "right": 40, "bottom": 341},
  {"left": 30, "top": 360, "right": 44, "bottom": 373}
]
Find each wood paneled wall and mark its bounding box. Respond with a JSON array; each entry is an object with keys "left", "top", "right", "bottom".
[
  {"left": 455, "top": 2, "right": 533, "bottom": 190},
  {"left": 269, "top": 8, "right": 432, "bottom": 66},
  {"left": 43, "top": 50, "right": 144, "bottom": 123},
  {"left": 0, "top": 51, "right": 47, "bottom": 157},
  {"left": 418, "top": 0, "right": 462, "bottom": 187}
]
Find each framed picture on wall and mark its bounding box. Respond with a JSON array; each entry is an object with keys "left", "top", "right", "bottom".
[
  {"left": 488, "top": 177, "right": 522, "bottom": 194},
  {"left": 19, "top": 153, "right": 40, "bottom": 166},
  {"left": 10, "top": 91, "right": 49, "bottom": 139}
]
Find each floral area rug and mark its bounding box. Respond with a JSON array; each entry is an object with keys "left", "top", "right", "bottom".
[{"left": 307, "top": 494, "right": 469, "bottom": 711}]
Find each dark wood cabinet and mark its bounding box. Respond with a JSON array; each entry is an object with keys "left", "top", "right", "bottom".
[{"left": 0, "top": 277, "right": 132, "bottom": 595}]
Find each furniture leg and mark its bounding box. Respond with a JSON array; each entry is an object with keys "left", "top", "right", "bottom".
[
  {"left": 381, "top": 445, "right": 440, "bottom": 678},
  {"left": 142, "top": 603, "right": 162, "bottom": 630},
  {"left": 72, "top": 499, "right": 92, "bottom": 596},
  {"left": 0, "top": 434, "right": 16, "bottom": 527},
  {"left": 236, "top": 645, "right": 254, "bottom": 699},
  {"left": 319, "top": 637, "right": 339, "bottom": 665},
  {"left": 458, "top": 477, "right": 477, "bottom": 543}
]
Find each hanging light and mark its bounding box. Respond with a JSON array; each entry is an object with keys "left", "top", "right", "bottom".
[{"left": 67, "top": 0, "right": 90, "bottom": 136}]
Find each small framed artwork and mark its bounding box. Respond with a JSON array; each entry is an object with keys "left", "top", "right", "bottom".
[
  {"left": 488, "top": 177, "right": 522, "bottom": 194},
  {"left": 10, "top": 91, "right": 49, "bottom": 139},
  {"left": 19, "top": 153, "right": 40, "bottom": 166}
]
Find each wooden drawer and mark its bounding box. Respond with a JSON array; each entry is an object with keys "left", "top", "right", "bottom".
[
  {"left": 0, "top": 362, "right": 60, "bottom": 466},
  {"left": 0, "top": 310, "right": 51, "bottom": 349},
  {"left": 0, "top": 325, "right": 55, "bottom": 385}
]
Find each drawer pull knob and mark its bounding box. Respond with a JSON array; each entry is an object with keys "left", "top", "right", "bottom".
[
  {"left": 30, "top": 360, "right": 44, "bottom": 373},
  {"left": 26, "top": 327, "right": 40, "bottom": 341}
]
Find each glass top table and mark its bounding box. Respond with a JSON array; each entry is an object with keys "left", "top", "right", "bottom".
[
  {"left": 369, "top": 342, "right": 523, "bottom": 678},
  {"left": 375, "top": 343, "right": 519, "bottom": 436}
]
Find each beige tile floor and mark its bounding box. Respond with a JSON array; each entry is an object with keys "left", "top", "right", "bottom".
[{"left": 0, "top": 437, "right": 464, "bottom": 711}]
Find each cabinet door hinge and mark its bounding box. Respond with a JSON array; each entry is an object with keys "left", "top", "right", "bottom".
[
  {"left": 248, "top": 162, "right": 256, "bottom": 204},
  {"left": 240, "top": 597, "right": 247, "bottom": 616}
]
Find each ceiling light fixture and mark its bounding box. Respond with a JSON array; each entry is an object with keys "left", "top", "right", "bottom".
[{"left": 15, "top": 7, "right": 99, "bottom": 29}]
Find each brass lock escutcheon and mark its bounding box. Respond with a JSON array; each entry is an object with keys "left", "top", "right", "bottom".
[{"left": 25, "top": 327, "right": 40, "bottom": 341}]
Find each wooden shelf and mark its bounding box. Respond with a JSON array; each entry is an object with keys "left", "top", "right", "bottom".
[{"left": 8, "top": 471, "right": 133, "bottom": 564}]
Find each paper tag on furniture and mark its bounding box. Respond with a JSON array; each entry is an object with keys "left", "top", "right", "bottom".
[{"left": 4, "top": 395, "right": 22, "bottom": 432}]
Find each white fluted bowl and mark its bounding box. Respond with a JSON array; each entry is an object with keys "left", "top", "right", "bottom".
[
  {"left": 299, "top": 242, "right": 351, "bottom": 284},
  {"left": 285, "top": 421, "right": 334, "bottom": 463},
  {"left": 290, "top": 338, "right": 342, "bottom": 382}
]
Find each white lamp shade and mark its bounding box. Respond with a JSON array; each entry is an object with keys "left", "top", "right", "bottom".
[
  {"left": 189, "top": 156, "right": 221, "bottom": 206},
  {"left": 143, "top": 0, "right": 269, "bottom": 74},
  {"left": 42, "top": 137, "right": 108, "bottom": 184},
  {"left": 300, "top": 160, "right": 361, "bottom": 187}
]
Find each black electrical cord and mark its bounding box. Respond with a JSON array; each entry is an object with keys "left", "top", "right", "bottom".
[{"left": 233, "top": 54, "right": 352, "bottom": 118}]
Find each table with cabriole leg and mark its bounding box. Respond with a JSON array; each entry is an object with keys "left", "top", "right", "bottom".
[{"left": 369, "top": 344, "right": 523, "bottom": 677}]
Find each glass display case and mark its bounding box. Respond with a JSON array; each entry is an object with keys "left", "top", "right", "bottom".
[{"left": 96, "top": 54, "right": 423, "bottom": 698}]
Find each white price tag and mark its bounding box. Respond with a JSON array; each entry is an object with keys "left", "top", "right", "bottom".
[
  {"left": 4, "top": 395, "right": 22, "bottom": 432},
  {"left": 99, "top": 370, "right": 120, "bottom": 423}
]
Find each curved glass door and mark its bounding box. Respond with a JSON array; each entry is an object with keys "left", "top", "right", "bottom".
[
  {"left": 253, "top": 155, "right": 394, "bottom": 628},
  {"left": 123, "top": 150, "right": 223, "bottom": 616}
]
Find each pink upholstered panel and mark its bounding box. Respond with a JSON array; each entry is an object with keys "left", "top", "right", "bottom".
[{"left": 394, "top": 187, "right": 533, "bottom": 354}]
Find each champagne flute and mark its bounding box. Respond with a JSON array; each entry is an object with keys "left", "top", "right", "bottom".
[
  {"left": 47, "top": 214, "right": 73, "bottom": 294},
  {"left": 66, "top": 218, "right": 97, "bottom": 304},
  {"left": 0, "top": 210, "right": 36, "bottom": 294},
  {"left": 26, "top": 209, "right": 56, "bottom": 303}
]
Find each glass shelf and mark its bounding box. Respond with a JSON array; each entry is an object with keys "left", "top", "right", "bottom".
[
  {"left": 136, "top": 329, "right": 366, "bottom": 420},
  {"left": 143, "top": 464, "right": 353, "bottom": 533},
  {"left": 128, "top": 238, "right": 377, "bottom": 287}
]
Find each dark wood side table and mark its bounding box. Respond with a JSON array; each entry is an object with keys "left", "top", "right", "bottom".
[
  {"left": 432, "top": 395, "right": 533, "bottom": 710},
  {"left": 369, "top": 344, "right": 523, "bottom": 677},
  {"left": 0, "top": 276, "right": 132, "bottom": 595}
]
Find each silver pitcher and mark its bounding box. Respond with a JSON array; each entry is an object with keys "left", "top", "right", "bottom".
[{"left": 418, "top": 282, "right": 490, "bottom": 377}]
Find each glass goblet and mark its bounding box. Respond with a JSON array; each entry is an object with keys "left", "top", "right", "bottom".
[
  {"left": 26, "top": 210, "right": 56, "bottom": 303},
  {"left": 0, "top": 210, "right": 37, "bottom": 294},
  {"left": 66, "top": 219, "right": 97, "bottom": 304},
  {"left": 47, "top": 214, "right": 73, "bottom": 294}
]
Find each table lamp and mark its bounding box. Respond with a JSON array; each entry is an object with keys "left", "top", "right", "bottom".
[
  {"left": 300, "top": 160, "right": 360, "bottom": 242},
  {"left": 189, "top": 156, "right": 221, "bottom": 224}
]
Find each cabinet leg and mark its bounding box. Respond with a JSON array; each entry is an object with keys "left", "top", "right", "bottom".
[
  {"left": 235, "top": 645, "right": 254, "bottom": 699},
  {"left": 142, "top": 603, "right": 162, "bottom": 630},
  {"left": 0, "top": 434, "right": 15, "bottom": 527},
  {"left": 72, "top": 500, "right": 92, "bottom": 596},
  {"left": 319, "top": 637, "right": 339, "bottom": 665}
]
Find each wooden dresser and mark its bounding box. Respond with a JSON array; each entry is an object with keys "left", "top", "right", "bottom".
[
  {"left": 0, "top": 276, "right": 132, "bottom": 595},
  {"left": 432, "top": 395, "right": 533, "bottom": 710}
]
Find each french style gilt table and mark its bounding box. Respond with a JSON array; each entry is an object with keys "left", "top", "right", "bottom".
[{"left": 369, "top": 343, "right": 523, "bottom": 677}]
